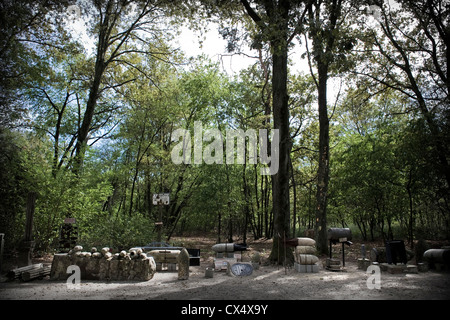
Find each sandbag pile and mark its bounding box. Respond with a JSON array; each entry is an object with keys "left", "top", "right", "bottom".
[
  {"left": 50, "top": 245, "right": 156, "bottom": 281},
  {"left": 294, "top": 237, "right": 319, "bottom": 273}
]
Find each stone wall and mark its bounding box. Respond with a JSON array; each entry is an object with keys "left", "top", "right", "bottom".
[{"left": 50, "top": 246, "right": 156, "bottom": 281}]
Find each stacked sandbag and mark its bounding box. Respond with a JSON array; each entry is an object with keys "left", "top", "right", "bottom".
[{"left": 294, "top": 238, "right": 319, "bottom": 273}]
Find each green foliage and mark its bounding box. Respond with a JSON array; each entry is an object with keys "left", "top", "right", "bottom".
[
  {"left": 2, "top": 0, "right": 449, "bottom": 258},
  {"left": 80, "top": 212, "right": 156, "bottom": 251},
  {"left": 0, "top": 129, "right": 29, "bottom": 249}
]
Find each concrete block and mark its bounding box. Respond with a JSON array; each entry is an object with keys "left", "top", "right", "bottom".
[
  {"left": 387, "top": 264, "right": 405, "bottom": 274},
  {"left": 357, "top": 258, "right": 371, "bottom": 271},
  {"left": 406, "top": 265, "right": 418, "bottom": 274},
  {"left": 205, "top": 267, "right": 214, "bottom": 278},
  {"left": 417, "top": 262, "right": 428, "bottom": 272},
  {"left": 380, "top": 263, "right": 389, "bottom": 272}
]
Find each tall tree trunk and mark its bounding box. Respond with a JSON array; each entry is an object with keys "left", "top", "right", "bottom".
[
  {"left": 315, "top": 63, "right": 330, "bottom": 254},
  {"left": 290, "top": 157, "right": 297, "bottom": 238},
  {"left": 242, "top": 144, "right": 250, "bottom": 244},
  {"left": 308, "top": 0, "right": 342, "bottom": 255},
  {"left": 73, "top": 9, "right": 108, "bottom": 174},
  {"left": 241, "top": 0, "right": 296, "bottom": 264},
  {"left": 267, "top": 2, "right": 293, "bottom": 265}
]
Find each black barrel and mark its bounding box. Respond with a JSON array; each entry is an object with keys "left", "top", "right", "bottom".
[{"left": 327, "top": 228, "right": 352, "bottom": 241}]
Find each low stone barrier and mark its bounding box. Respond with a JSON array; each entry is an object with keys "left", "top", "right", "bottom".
[{"left": 50, "top": 246, "right": 156, "bottom": 281}]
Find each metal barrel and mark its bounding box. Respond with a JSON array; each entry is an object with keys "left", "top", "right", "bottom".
[
  {"left": 327, "top": 228, "right": 352, "bottom": 241},
  {"left": 423, "top": 249, "right": 450, "bottom": 264}
]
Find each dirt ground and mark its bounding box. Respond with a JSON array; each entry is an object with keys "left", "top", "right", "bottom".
[{"left": 1, "top": 236, "right": 450, "bottom": 301}]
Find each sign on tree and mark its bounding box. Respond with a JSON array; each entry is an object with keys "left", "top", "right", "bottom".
[{"left": 153, "top": 193, "right": 170, "bottom": 206}]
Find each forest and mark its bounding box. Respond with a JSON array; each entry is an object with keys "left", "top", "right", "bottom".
[{"left": 0, "top": 0, "right": 449, "bottom": 265}]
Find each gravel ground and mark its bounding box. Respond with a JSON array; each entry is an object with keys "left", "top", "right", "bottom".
[
  {"left": 1, "top": 261, "right": 449, "bottom": 300},
  {"left": 1, "top": 237, "right": 449, "bottom": 301}
]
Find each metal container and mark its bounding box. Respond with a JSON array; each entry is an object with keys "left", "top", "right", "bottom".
[
  {"left": 424, "top": 249, "right": 450, "bottom": 265},
  {"left": 327, "top": 228, "right": 352, "bottom": 242},
  {"left": 327, "top": 228, "right": 353, "bottom": 268}
]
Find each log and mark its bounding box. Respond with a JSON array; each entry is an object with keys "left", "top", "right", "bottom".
[
  {"left": 21, "top": 265, "right": 51, "bottom": 281},
  {"left": 7, "top": 263, "right": 43, "bottom": 280}
]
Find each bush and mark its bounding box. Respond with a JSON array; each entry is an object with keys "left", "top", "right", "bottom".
[{"left": 79, "top": 213, "right": 156, "bottom": 252}]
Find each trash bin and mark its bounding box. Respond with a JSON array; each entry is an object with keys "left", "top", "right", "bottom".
[{"left": 385, "top": 240, "right": 407, "bottom": 265}]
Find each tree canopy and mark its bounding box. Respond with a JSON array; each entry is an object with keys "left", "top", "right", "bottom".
[{"left": 1, "top": 0, "right": 449, "bottom": 264}]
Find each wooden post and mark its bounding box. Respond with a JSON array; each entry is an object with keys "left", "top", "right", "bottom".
[
  {"left": 157, "top": 204, "right": 163, "bottom": 243},
  {"left": 342, "top": 242, "right": 345, "bottom": 267}
]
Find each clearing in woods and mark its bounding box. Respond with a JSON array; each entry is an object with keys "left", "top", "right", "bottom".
[{"left": 0, "top": 236, "right": 449, "bottom": 300}]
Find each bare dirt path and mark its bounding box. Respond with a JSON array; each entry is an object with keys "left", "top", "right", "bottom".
[{"left": 1, "top": 262, "right": 449, "bottom": 300}]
